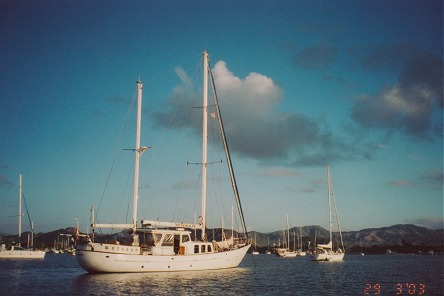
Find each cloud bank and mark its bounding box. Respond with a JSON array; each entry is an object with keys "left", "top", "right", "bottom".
[
  {"left": 153, "top": 61, "right": 365, "bottom": 167},
  {"left": 352, "top": 47, "right": 443, "bottom": 140}
]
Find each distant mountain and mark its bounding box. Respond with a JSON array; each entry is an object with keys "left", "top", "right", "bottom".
[
  {"left": 0, "top": 224, "right": 442, "bottom": 250},
  {"left": 249, "top": 224, "right": 443, "bottom": 248},
  {"left": 342, "top": 224, "right": 443, "bottom": 247}
]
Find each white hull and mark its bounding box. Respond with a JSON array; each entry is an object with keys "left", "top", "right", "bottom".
[
  {"left": 0, "top": 250, "right": 46, "bottom": 259},
  {"left": 277, "top": 252, "right": 297, "bottom": 258},
  {"left": 77, "top": 244, "right": 250, "bottom": 273},
  {"left": 276, "top": 249, "right": 298, "bottom": 258},
  {"left": 311, "top": 252, "right": 344, "bottom": 262}
]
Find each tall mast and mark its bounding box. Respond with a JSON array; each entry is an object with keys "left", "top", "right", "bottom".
[
  {"left": 201, "top": 51, "right": 208, "bottom": 241},
  {"left": 18, "top": 174, "right": 22, "bottom": 246},
  {"left": 327, "top": 165, "right": 332, "bottom": 244},
  {"left": 286, "top": 214, "right": 290, "bottom": 250},
  {"left": 92, "top": 81, "right": 146, "bottom": 231},
  {"left": 132, "top": 80, "right": 143, "bottom": 230}
]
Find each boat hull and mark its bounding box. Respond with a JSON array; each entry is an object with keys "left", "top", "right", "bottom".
[
  {"left": 277, "top": 252, "right": 298, "bottom": 258},
  {"left": 0, "top": 250, "right": 46, "bottom": 259},
  {"left": 276, "top": 248, "right": 298, "bottom": 258},
  {"left": 76, "top": 244, "right": 251, "bottom": 273},
  {"left": 310, "top": 253, "right": 344, "bottom": 262}
]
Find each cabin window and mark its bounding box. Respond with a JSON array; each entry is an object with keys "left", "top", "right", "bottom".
[
  {"left": 140, "top": 233, "right": 156, "bottom": 247},
  {"left": 153, "top": 233, "right": 162, "bottom": 246},
  {"left": 194, "top": 245, "right": 199, "bottom": 254},
  {"left": 201, "top": 245, "right": 205, "bottom": 253},
  {"left": 162, "top": 234, "right": 174, "bottom": 246},
  {"left": 181, "top": 234, "right": 190, "bottom": 243},
  {"left": 207, "top": 245, "right": 212, "bottom": 252}
]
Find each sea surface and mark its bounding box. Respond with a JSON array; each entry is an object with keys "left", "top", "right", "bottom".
[{"left": 0, "top": 253, "right": 442, "bottom": 295}]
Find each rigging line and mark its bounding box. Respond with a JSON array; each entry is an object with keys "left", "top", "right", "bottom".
[
  {"left": 207, "top": 106, "right": 229, "bottom": 225},
  {"left": 330, "top": 174, "right": 345, "bottom": 250},
  {"left": 144, "top": 63, "right": 200, "bottom": 220},
  {"left": 154, "top": 58, "right": 202, "bottom": 224},
  {"left": 21, "top": 192, "right": 33, "bottom": 231},
  {"left": 192, "top": 169, "right": 202, "bottom": 230},
  {"left": 313, "top": 179, "right": 328, "bottom": 247},
  {"left": 208, "top": 59, "right": 249, "bottom": 241},
  {"left": 171, "top": 164, "right": 187, "bottom": 223},
  {"left": 112, "top": 158, "right": 134, "bottom": 225},
  {"left": 96, "top": 87, "right": 137, "bottom": 216},
  {"left": 171, "top": 110, "right": 201, "bottom": 221},
  {"left": 143, "top": 54, "right": 198, "bottom": 85},
  {"left": 208, "top": 159, "right": 228, "bottom": 229},
  {"left": 148, "top": 55, "right": 201, "bottom": 160}
]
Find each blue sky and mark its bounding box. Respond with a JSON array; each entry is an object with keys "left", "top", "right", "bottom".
[{"left": 0, "top": 0, "right": 442, "bottom": 235}]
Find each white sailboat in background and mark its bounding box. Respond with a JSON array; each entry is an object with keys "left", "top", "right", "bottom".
[
  {"left": 266, "top": 236, "right": 271, "bottom": 254},
  {"left": 311, "top": 165, "right": 345, "bottom": 262},
  {"left": 0, "top": 175, "right": 45, "bottom": 259},
  {"left": 360, "top": 239, "right": 365, "bottom": 256},
  {"left": 252, "top": 233, "right": 259, "bottom": 255},
  {"left": 276, "top": 214, "right": 297, "bottom": 258},
  {"left": 76, "top": 51, "right": 250, "bottom": 273},
  {"left": 296, "top": 227, "right": 306, "bottom": 256}
]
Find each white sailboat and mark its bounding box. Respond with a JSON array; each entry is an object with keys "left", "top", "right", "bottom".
[
  {"left": 0, "top": 175, "right": 46, "bottom": 259},
  {"left": 266, "top": 236, "right": 271, "bottom": 254},
  {"left": 296, "top": 227, "right": 306, "bottom": 256},
  {"left": 76, "top": 51, "right": 251, "bottom": 273},
  {"left": 360, "top": 239, "right": 365, "bottom": 256},
  {"left": 310, "top": 165, "right": 345, "bottom": 262},
  {"left": 252, "top": 233, "right": 259, "bottom": 255},
  {"left": 276, "top": 214, "right": 297, "bottom": 258}
]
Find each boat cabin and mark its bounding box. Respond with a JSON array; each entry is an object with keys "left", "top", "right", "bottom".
[{"left": 136, "top": 228, "right": 214, "bottom": 256}]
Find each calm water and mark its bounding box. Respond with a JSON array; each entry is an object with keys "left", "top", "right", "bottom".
[{"left": 0, "top": 253, "right": 442, "bottom": 295}]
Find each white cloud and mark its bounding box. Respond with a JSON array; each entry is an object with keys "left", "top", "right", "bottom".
[
  {"left": 353, "top": 50, "right": 443, "bottom": 139},
  {"left": 154, "top": 60, "right": 365, "bottom": 167}
]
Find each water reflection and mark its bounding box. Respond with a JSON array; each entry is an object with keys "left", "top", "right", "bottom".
[
  {"left": 1, "top": 255, "right": 443, "bottom": 295},
  {"left": 73, "top": 267, "right": 251, "bottom": 295}
]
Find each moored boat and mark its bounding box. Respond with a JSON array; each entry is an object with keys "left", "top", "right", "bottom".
[
  {"left": 276, "top": 215, "right": 297, "bottom": 258},
  {"left": 0, "top": 175, "right": 45, "bottom": 259},
  {"left": 310, "top": 166, "right": 345, "bottom": 262},
  {"left": 76, "top": 51, "right": 251, "bottom": 273}
]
